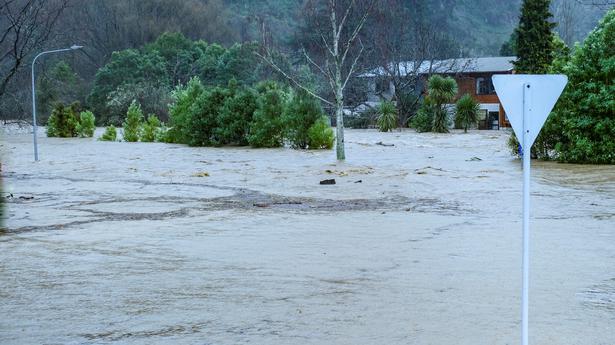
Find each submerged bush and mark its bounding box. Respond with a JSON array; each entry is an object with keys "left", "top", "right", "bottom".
[
  {"left": 307, "top": 116, "right": 335, "bottom": 149},
  {"left": 185, "top": 86, "right": 230, "bottom": 146},
  {"left": 76, "top": 111, "right": 96, "bottom": 138},
  {"left": 100, "top": 125, "right": 117, "bottom": 141},
  {"left": 376, "top": 101, "right": 397, "bottom": 132},
  {"left": 410, "top": 98, "right": 435, "bottom": 133},
  {"left": 46, "top": 103, "right": 79, "bottom": 137},
  {"left": 248, "top": 81, "right": 287, "bottom": 148},
  {"left": 141, "top": 115, "right": 161, "bottom": 142},
  {"left": 122, "top": 100, "right": 144, "bottom": 142},
  {"left": 283, "top": 90, "right": 324, "bottom": 149},
  {"left": 215, "top": 81, "right": 257, "bottom": 145},
  {"left": 167, "top": 77, "right": 206, "bottom": 144}
]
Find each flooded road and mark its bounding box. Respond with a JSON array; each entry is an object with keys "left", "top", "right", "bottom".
[{"left": 1, "top": 129, "right": 614, "bottom": 344}]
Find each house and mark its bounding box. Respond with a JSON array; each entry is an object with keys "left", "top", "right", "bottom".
[{"left": 360, "top": 56, "right": 517, "bottom": 129}]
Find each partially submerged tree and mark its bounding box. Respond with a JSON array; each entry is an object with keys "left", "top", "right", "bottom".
[
  {"left": 258, "top": 0, "right": 375, "bottom": 160},
  {"left": 455, "top": 94, "right": 479, "bottom": 133},
  {"left": 427, "top": 75, "right": 457, "bottom": 133}
]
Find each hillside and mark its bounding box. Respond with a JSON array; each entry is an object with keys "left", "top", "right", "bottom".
[{"left": 225, "top": 0, "right": 610, "bottom": 56}]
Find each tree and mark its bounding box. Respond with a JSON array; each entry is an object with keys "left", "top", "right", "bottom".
[
  {"left": 283, "top": 90, "right": 325, "bottom": 149},
  {"left": 427, "top": 75, "right": 457, "bottom": 133},
  {"left": 37, "top": 61, "right": 82, "bottom": 122},
  {"left": 376, "top": 100, "right": 397, "bottom": 132},
  {"left": 363, "top": 0, "right": 462, "bottom": 127},
  {"left": 258, "top": 0, "right": 375, "bottom": 160},
  {"left": 455, "top": 94, "right": 479, "bottom": 133},
  {"left": 0, "top": 0, "right": 69, "bottom": 99},
  {"left": 513, "top": 0, "right": 556, "bottom": 73},
  {"left": 549, "top": 8, "right": 615, "bottom": 163},
  {"left": 122, "top": 100, "right": 144, "bottom": 142},
  {"left": 248, "top": 81, "right": 287, "bottom": 148}
]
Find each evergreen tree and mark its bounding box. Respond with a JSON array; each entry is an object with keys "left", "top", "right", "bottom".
[{"left": 513, "top": 0, "right": 556, "bottom": 73}]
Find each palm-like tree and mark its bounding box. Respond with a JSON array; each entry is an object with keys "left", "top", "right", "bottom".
[
  {"left": 427, "top": 75, "right": 458, "bottom": 133},
  {"left": 377, "top": 101, "right": 397, "bottom": 132},
  {"left": 455, "top": 94, "right": 480, "bottom": 133}
]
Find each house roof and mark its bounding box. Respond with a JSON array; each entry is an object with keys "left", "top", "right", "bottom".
[{"left": 360, "top": 56, "right": 517, "bottom": 78}]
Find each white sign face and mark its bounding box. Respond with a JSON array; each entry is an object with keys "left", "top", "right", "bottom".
[{"left": 492, "top": 74, "right": 568, "bottom": 149}]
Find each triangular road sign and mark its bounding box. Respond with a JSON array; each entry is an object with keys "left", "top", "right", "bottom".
[{"left": 493, "top": 75, "right": 568, "bottom": 149}]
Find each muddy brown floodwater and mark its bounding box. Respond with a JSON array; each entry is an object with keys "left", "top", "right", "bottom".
[{"left": 1, "top": 128, "right": 614, "bottom": 344}]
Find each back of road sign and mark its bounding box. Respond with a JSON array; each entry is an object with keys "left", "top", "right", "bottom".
[{"left": 492, "top": 74, "right": 568, "bottom": 149}]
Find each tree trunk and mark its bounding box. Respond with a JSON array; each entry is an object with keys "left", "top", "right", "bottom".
[{"left": 335, "top": 98, "right": 345, "bottom": 160}]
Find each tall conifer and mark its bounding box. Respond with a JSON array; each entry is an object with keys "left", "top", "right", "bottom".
[{"left": 513, "top": 0, "right": 556, "bottom": 73}]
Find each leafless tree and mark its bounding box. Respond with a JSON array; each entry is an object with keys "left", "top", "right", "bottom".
[
  {"left": 553, "top": 0, "right": 581, "bottom": 46},
  {"left": 258, "top": 0, "right": 375, "bottom": 161},
  {"left": 361, "top": 0, "right": 464, "bottom": 127},
  {"left": 0, "top": 0, "right": 69, "bottom": 99}
]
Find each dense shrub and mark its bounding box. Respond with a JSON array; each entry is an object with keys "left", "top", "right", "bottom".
[
  {"left": 283, "top": 90, "right": 324, "bottom": 148},
  {"left": 455, "top": 94, "right": 479, "bottom": 133},
  {"left": 167, "top": 77, "right": 206, "bottom": 144},
  {"left": 549, "top": 9, "right": 615, "bottom": 163},
  {"left": 76, "top": 111, "right": 96, "bottom": 138},
  {"left": 46, "top": 103, "right": 79, "bottom": 137},
  {"left": 248, "top": 81, "right": 287, "bottom": 148},
  {"left": 141, "top": 115, "right": 162, "bottom": 142},
  {"left": 307, "top": 116, "right": 335, "bottom": 149},
  {"left": 410, "top": 98, "right": 435, "bottom": 133},
  {"left": 100, "top": 125, "right": 117, "bottom": 141},
  {"left": 215, "top": 81, "right": 257, "bottom": 145},
  {"left": 377, "top": 101, "right": 397, "bottom": 132},
  {"left": 507, "top": 9, "right": 614, "bottom": 163},
  {"left": 184, "top": 86, "right": 230, "bottom": 146},
  {"left": 88, "top": 33, "right": 276, "bottom": 125},
  {"left": 122, "top": 101, "right": 144, "bottom": 142}
]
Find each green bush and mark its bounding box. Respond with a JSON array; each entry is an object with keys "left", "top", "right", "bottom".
[
  {"left": 184, "top": 87, "right": 230, "bottom": 146},
  {"left": 155, "top": 124, "right": 171, "bottom": 143},
  {"left": 248, "top": 81, "right": 287, "bottom": 148},
  {"left": 141, "top": 115, "right": 161, "bottom": 142},
  {"left": 76, "top": 110, "right": 96, "bottom": 138},
  {"left": 410, "top": 98, "right": 435, "bottom": 133},
  {"left": 46, "top": 103, "right": 79, "bottom": 137},
  {"left": 167, "top": 77, "right": 206, "bottom": 144},
  {"left": 307, "top": 116, "right": 335, "bottom": 150},
  {"left": 122, "top": 100, "right": 144, "bottom": 142},
  {"left": 377, "top": 101, "right": 397, "bottom": 132},
  {"left": 455, "top": 94, "right": 479, "bottom": 133},
  {"left": 100, "top": 125, "right": 117, "bottom": 141},
  {"left": 215, "top": 81, "right": 257, "bottom": 146},
  {"left": 548, "top": 9, "right": 615, "bottom": 163},
  {"left": 283, "top": 90, "right": 324, "bottom": 149}
]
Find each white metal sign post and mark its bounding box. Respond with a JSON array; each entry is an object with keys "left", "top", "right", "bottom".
[{"left": 492, "top": 74, "right": 568, "bottom": 345}]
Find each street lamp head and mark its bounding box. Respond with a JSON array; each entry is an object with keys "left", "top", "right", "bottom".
[{"left": 70, "top": 45, "right": 83, "bottom": 50}]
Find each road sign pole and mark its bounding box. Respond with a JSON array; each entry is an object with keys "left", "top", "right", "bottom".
[
  {"left": 521, "top": 82, "right": 532, "bottom": 345},
  {"left": 493, "top": 74, "right": 567, "bottom": 345}
]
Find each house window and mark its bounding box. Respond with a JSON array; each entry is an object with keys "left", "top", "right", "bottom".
[{"left": 476, "top": 77, "right": 495, "bottom": 95}]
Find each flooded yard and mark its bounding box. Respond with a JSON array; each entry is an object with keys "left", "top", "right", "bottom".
[{"left": 1, "top": 128, "right": 614, "bottom": 344}]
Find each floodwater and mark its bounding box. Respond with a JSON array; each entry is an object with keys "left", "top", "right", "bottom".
[{"left": 1, "top": 128, "right": 614, "bottom": 344}]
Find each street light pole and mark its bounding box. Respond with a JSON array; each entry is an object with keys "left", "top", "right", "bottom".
[{"left": 31, "top": 45, "right": 83, "bottom": 161}]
